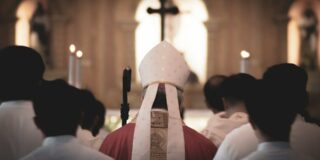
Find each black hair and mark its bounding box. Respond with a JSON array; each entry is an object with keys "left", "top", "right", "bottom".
[
  {"left": 0, "top": 46, "right": 45, "bottom": 101},
  {"left": 246, "top": 80, "right": 298, "bottom": 141},
  {"left": 33, "top": 79, "right": 82, "bottom": 137},
  {"left": 94, "top": 101, "right": 106, "bottom": 134},
  {"left": 221, "top": 73, "right": 256, "bottom": 106},
  {"left": 152, "top": 83, "right": 168, "bottom": 109},
  {"left": 248, "top": 63, "right": 316, "bottom": 140},
  {"left": 203, "top": 75, "right": 227, "bottom": 112},
  {"left": 263, "top": 63, "right": 309, "bottom": 119},
  {"left": 79, "top": 90, "right": 106, "bottom": 136}
]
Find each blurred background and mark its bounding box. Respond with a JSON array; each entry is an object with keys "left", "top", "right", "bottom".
[{"left": 0, "top": 0, "right": 319, "bottom": 131}]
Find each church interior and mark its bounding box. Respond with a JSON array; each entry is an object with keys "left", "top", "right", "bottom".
[{"left": 1, "top": 0, "right": 320, "bottom": 131}]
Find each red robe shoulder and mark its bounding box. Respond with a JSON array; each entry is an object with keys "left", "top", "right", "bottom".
[{"left": 99, "top": 123, "right": 217, "bottom": 160}]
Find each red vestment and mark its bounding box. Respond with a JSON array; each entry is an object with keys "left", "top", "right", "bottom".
[{"left": 100, "top": 123, "right": 217, "bottom": 160}]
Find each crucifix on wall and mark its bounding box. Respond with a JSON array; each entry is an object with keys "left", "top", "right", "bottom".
[
  {"left": 147, "top": 0, "right": 179, "bottom": 41},
  {"left": 136, "top": 0, "right": 209, "bottom": 83}
]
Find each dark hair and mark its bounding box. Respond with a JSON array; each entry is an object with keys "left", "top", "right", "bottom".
[
  {"left": 152, "top": 83, "right": 168, "bottom": 109},
  {"left": 263, "top": 63, "right": 308, "bottom": 116},
  {"left": 246, "top": 80, "right": 298, "bottom": 141},
  {"left": 150, "top": 83, "right": 183, "bottom": 109},
  {"left": 203, "top": 75, "right": 227, "bottom": 112},
  {"left": 151, "top": 83, "right": 184, "bottom": 119},
  {"left": 79, "top": 90, "right": 106, "bottom": 136},
  {"left": 221, "top": 73, "right": 256, "bottom": 106},
  {"left": 0, "top": 46, "right": 45, "bottom": 100},
  {"left": 248, "top": 63, "right": 313, "bottom": 140},
  {"left": 94, "top": 101, "right": 106, "bottom": 134},
  {"left": 33, "top": 79, "right": 82, "bottom": 136}
]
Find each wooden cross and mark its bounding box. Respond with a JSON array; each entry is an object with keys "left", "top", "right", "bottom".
[{"left": 147, "top": 0, "right": 179, "bottom": 41}]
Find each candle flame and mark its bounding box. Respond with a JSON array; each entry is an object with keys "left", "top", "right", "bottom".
[
  {"left": 241, "top": 50, "right": 250, "bottom": 59},
  {"left": 76, "top": 50, "right": 83, "bottom": 58},
  {"left": 69, "top": 44, "right": 76, "bottom": 53}
]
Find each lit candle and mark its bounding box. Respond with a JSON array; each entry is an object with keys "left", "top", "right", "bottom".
[
  {"left": 75, "top": 50, "right": 83, "bottom": 88},
  {"left": 240, "top": 50, "right": 250, "bottom": 73},
  {"left": 68, "top": 44, "right": 76, "bottom": 85}
]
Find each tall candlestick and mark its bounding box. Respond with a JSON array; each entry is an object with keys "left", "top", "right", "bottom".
[
  {"left": 240, "top": 50, "right": 250, "bottom": 73},
  {"left": 75, "top": 50, "right": 83, "bottom": 88},
  {"left": 68, "top": 44, "right": 76, "bottom": 85}
]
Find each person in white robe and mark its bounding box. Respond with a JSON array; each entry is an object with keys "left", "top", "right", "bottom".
[
  {"left": 214, "top": 63, "right": 320, "bottom": 160},
  {"left": 202, "top": 73, "right": 254, "bottom": 146},
  {"left": 243, "top": 142, "right": 312, "bottom": 160},
  {"left": 0, "top": 46, "right": 45, "bottom": 160},
  {"left": 21, "top": 80, "right": 112, "bottom": 160}
]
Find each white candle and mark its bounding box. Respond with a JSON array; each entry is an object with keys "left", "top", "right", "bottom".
[
  {"left": 240, "top": 50, "right": 250, "bottom": 73},
  {"left": 68, "top": 44, "right": 76, "bottom": 85},
  {"left": 75, "top": 50, "right": 83, "bottom": 88}
]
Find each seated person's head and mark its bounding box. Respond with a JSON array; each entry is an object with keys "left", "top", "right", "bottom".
[
  {"left": 32, "top": 79, "right": 82, "bottom": 137},
  {"left": 79, "top": 90, "right": 106, "bottom": 136},
  {"left": 220, "top": 73, "right": 256, "bottom": 115},
  {"left": 246, "top": 80, "right": 299, "bottom": 142},
  {"left": 248, "top": 63, "right": 308, "bottom": 141},
  {"left": 203, "top": 75, "right": 227, "bottom": 113},
  {"left": 0, "top": 46, "right": 45, "bottom": 101},
  {"left": 263, "top": 63, "right": 308, "bottom": 115}
]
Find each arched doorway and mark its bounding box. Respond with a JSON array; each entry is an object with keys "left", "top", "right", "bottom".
[
  {"left": 15, "top": 0, "right": 50, "bottom": 65},
  {"left": 135, "top": 0, "right": 209, "bottom": 83},
  {"left": 15, "top": 0, "right": 37, "bottom": 46}
]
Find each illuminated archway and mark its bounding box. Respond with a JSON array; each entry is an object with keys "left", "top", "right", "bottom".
[
  {"left": 135, "top": 0, "right": 209, "bottom": 83},
  {"left": 15, "top": 0, "right": 37, "bottom": 46}
]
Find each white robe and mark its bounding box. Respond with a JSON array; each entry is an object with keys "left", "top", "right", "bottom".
[
  {"left": 243, "top": 142, "right": 312, "bottom": 160},
  {"left": 20, "top": 135, "right": 113, "bottom": 160},
  {"left": 77, "top": 128, "right": 107, "bottom": 150},
  {"left": 214, "top": 115, "right": 320, "bottom": 160},
  {"left": 201, "top": 112, "right": 248, "bottom": 146},
  {"left": 0, "top": 101, "right": 43, "bottom": 160}
]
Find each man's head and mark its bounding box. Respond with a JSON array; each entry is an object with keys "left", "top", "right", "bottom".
[
  {"left": 221, "top": 73, "right": 256, "bottom": 114},
  {"left": 33, "top": 79, "right": 82, "bottom": 137},
  {"left": 0, "top": 46, "right": 45, "bottom": 101},
  {"left": 263, "top": 63, "right": 308, "bottom": 114},
  {"left": 246, "top": 80, "right": 299, "bottom": 142},
  {"left": 246, "top": 63, "right": 308, "bottom": 141},
  {"left": 79, "top": 90, "right": 106, "bottom": 136},
  {"left": 203, "top": 75, "right": 227, "bottom": 113}
]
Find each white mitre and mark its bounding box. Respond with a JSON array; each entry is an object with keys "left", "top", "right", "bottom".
[{"left": 132, "top": 41, "right": 190, "bottom": 160}]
